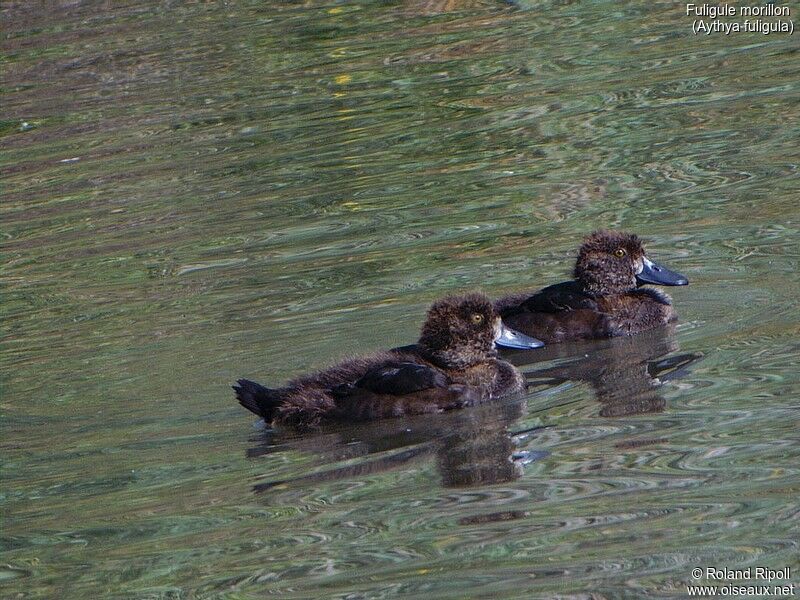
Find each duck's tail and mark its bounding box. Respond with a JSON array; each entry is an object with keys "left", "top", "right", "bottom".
[{"left": 233, "top": 379, "right": 282, "bottom": 423}]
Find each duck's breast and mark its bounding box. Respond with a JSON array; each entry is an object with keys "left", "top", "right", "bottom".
[{"left": 599, "top": 292, "right": 676, "bottom": 336}]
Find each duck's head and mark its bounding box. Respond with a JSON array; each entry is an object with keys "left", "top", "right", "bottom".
[
  {"left": 418, "top": 293, "right": 543, "bottom": 367},
  {"left": 575, "top": 230, "right": 688, "bottom": 296}
]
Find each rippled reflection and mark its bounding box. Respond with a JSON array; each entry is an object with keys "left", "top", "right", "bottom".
[
  {"left": 508, "top": 326, "right": 703, "bottom": 417},
  {"left": 248, "top": 395, "right": 549, "bottom": 493}
]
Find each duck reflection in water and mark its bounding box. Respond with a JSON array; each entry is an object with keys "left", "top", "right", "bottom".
[
  {"left": 504, "top": 325, "right": 702, "bottom": 418},
  {"left": 247, "top": 394, "right": 550, "bottom": 493}
]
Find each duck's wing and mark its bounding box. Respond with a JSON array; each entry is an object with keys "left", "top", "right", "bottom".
[
  {"left": 497, "top": 282, "right": 605, "bottom": 343},
  {"left": 517, "top": 281, "right": 598, "bottom": 313},
  {"left": 330, "top": 362, "right": 479, "bottom": 420},
  {"left": 349, "top": 362, "right": 449, "bottom": 395}
]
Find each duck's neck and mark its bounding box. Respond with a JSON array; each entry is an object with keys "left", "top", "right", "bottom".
[
  {"left": 417, "top": 340, "right": 495, "bottom": 371},
  {"left": 577, "top": 272, "right": 636, "bottom": 297}
]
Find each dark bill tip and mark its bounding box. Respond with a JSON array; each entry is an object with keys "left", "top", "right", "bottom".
[
  {"left": 496, "top": 323, "right": 545, "bottom": 350},
  {"left": 637, "top": 256, "right": 689, "bottom": 286}
]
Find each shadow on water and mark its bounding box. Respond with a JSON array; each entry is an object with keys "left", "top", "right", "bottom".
[{"left": 247, "top": 326, "right": 701, "bottom": 495}]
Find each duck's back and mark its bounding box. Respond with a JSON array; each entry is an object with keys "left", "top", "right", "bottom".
[
  {"left": 498, "top": 283, "right": 676, "bottom": 342},
  {"left": 497, "top": 281, "right": 608, "bottom": 343},
  {"left": 328, "top": 347, "right": 482, "bottom": 420}
]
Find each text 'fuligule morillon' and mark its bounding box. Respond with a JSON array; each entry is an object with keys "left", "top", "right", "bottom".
[{"left": 686, "top": 4, "right": 790, "bottom": 18}]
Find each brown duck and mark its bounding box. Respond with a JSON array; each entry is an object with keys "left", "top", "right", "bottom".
[
  {"left": 234, "top": 293, "right": 542, "bottom": 428},
  {"left": 495, "top": 230, "right": 689, "bottom": 343}
]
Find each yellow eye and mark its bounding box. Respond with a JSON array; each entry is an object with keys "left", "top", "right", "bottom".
[
  {"left": 614, "top": 248, "right": 627, "bottom": 258},
  {"left": 471, "top": 313, "right": 484, "bottom": 325}
]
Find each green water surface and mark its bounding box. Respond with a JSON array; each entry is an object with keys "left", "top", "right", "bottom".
[{"left": 2, "top": 1, "right": 799, "bottom": 598}]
